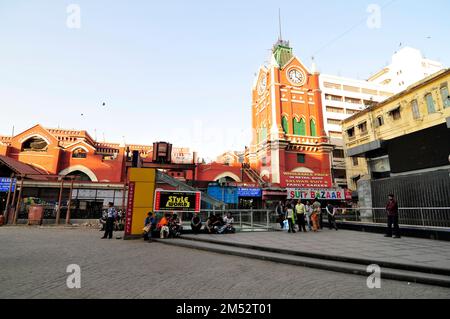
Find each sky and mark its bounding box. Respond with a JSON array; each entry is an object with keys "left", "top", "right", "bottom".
[{"left": 0, "top": 0, "right": 449, "bottom": 161}]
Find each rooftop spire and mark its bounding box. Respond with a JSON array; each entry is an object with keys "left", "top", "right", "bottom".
[{"left": 278, "top": 8, "right": 282, "bottom": 41}]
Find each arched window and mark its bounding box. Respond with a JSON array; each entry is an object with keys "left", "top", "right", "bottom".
[
  {"left": 66, "top": 170, "right": 92, "bottom": 181},
  {"left": 293, "top": 118, "right": 306, "bottom": 136},
  {"left": 282, "top": 116, "right": 289, "bottom": 134},
  {"left": 310, "top": 119, "right": 317, "bottom": 137},
  {"left": 21, "top": 136, "right": 48, "bottom": 152},
  {"left": 72, "top": 148, "right": 87, "bottom": 159}
]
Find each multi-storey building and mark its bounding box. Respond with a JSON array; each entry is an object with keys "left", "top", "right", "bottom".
[
  {"left": 342, "top": 69, "right": 450, "bottom": 216},
  {"left": 368, "top": 47, "right": 444, "bottom": 93},
  {"left": 319, "top": 74, "right": 394, "bottom": 188}
]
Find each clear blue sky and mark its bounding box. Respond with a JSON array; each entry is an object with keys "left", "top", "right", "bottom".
[{"left": 1, "top": 0, "right": 448, "bottom": 160}]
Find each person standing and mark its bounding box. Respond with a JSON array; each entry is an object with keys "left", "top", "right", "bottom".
[
  {"left": 311, "top": 199, "right": 321, "bottom": 232},
  {"left": 286, "top": 202, "right": 297, "bottom": 233},
  {"left": 385, "top": 194, "right": 401, "bottom": 238},
  {"left": 305, "top": 201, "right": 313, "bottom": 231},
  {"left": 276, "top": 201, "right": 285, "bottom": 229},
  {"left": 326, "top": 203, "right": 338, "bottom": 231},
  {"left": 295, "top": 200, "right": 307, "bottom": 232},
  {"left": 102, "top": 202, "right": 118, "bottom": 239}
]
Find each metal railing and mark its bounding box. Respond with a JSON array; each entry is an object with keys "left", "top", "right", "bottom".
[
  {"left": 179, "top": 209, "right": 278, "bottom": 232},
  {"left": 181, "top": 207, "right": 450, "bottom": 231},
  {"left": 331, "top": 208, "right": 450, "bottom": 228}
]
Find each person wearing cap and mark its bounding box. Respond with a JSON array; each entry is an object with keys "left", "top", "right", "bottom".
[
  {"left": 385, "top": 194, "right": 401, "bottom": 238},
  {"left": 102, "top": 202, "right": 118, "bottom": 239}
]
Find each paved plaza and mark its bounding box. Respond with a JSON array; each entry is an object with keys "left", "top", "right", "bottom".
[{"left": 0, "top": 227, "right": 449, "bottom": 299}]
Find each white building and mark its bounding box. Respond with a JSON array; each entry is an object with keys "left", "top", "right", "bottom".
[
  {"left": 368, "top": 47, "right": 444, "bottom": 93},
  {"left": 319, "top": 74, "right": 394, "bottom": 188}
]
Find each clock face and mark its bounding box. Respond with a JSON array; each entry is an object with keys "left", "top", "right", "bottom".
[
  {"left": 287, "top": 68, "right": 306, "bottom": 86},
  {"left": 258, "top": 74, "right": 267, "bottom": 95}
]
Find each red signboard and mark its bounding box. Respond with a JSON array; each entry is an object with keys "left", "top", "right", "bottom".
[
  {"left": 124, "top": 182, "right": 136, "bottom": 236},
  {"left": 280, "top": 172, "right": 332, "bottom": 188}
]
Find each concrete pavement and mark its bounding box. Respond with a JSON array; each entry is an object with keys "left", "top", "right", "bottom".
[{"left": 0, "top": 227, "right": 449, "bottom": 299}]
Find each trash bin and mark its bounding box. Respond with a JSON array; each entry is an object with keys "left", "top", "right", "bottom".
[
  {"left": 28, "top": 205, "right": 44, "bottom": 226},
  {"left": 0, "top": 214, "right": 4, "bottom": 226}
]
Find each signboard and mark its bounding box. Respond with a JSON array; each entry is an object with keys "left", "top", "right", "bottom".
[
  {"left": 172, "top": 148, "right": 193, "bottom": 164},
  {"left": 124, "top": 182, "right": 136, "bottom": 236},
  {"left": 287, "top": 188, "right": 351, "bottom": 201},
  {"left": 154, "top": 190, "right": 201, "bottom": 213},
  {"left": 281, "top": 172, "right": 332, "bottom": 188},
  {"left": 237, "top": 187, "right": 262, "bottom": 198},
  {"left": 0, "top": 178, "right": 16, "bottom": 193}
]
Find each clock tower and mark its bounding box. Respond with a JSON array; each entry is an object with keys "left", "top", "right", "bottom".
[{"left": 249, "top": 39, "right": 333, "bottom": 190}]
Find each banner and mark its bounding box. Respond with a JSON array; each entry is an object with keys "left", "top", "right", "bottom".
[
  {"left": 287, "top": 188, "right": 351, "bottom": 200},
  {"left": 154, "top": 190, "right": 201, "bottom": 212},
  {"left": 237, "top": 188, "right": 262, "bottom": 197},
  {"left": 0, "top": 178, "right": 16, "bottom": 193},
  {"left": 124, "top": 182, "right": 136, "bottom": 236},
  {"left": 280, "top": 172, "right": 332, "bottom": 188}
]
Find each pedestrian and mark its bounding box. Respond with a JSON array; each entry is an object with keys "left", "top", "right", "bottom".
[
  {"left": 169, "top": 213, "right": 182, "bottom": 238},
  {"left": 311, "top": 198, "right": 321, "bottom": 232},
  {"left": 101, "top": 202, "right": 118, "bottom": 239},
  {"left": 385, "top": 194, "right": 401, "bottom": 238},
  {"left": 295, "top": 200, "right": 307, "bottom": 232},
  {"left": 286, "top": 202, "right": 297, "bottom": 233},
  {"left": 191, "top": 212, "right": 203, "bottom": 234},
  {"left": 305, "top": 201, "right": 313, "bottom": 231},
  {"left": 143, "top": 212, "right": 156, "bottom": 242},
  {"left": 276, "top": 201, "right": 285, "bottom": 229},
  {"left": 326, "top": 203, "right": 338, "bottom": 231}
]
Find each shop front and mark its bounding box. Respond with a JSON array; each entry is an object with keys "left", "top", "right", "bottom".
[{"left": 237, "top": 187, "right": 262, "bottom": 209}]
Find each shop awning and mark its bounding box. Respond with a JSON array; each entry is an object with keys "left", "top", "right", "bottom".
[
  {"left": 0, "top": 155, "right": 49, "bottom": 180},
  {"left": 262, "top": 190, "right": 287, "bottom": 196},
  {"left": 387, "top": 105, "right": 401, "bottom": 113},
  {"left": 346, "top": 139, "right": 383, "bottom": 157}
]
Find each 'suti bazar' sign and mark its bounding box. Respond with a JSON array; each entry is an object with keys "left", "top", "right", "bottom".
[
  {"left": 287, "top": 188, "right": 352, "bottom": 201},
  {"left": 154, "top": 190, "right": 201, "bottom": 212}
]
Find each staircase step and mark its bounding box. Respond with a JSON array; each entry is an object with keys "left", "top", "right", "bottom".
[
  {"left": 180, "top": 235, "right": 450, "bottom": 276},
  {"left": 155, "top": 238, "right": 450, "bottom": 288}
]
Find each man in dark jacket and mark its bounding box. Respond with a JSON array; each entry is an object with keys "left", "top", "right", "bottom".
[{"left": 385, "top": 194, "right": 401, "bottom": 238}]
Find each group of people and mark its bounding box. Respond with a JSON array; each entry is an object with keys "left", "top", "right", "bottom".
[
  {"left": 275, "top": 199, "right": 339, "bottom": 234},
  {"left": 142, "top": 211, "right": 236, "bottom": 241},
  {"left": 102, "top": 194, "right": 402, "bottom": 241},
  {"left": 143, "top": 212, "right": 183, "bottom": 241},
  {"left": 203, "top": 212, "right": 236, "bottom": 235}
]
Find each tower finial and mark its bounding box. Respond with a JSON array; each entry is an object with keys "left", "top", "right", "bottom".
[{"left": 278, "top": 8, "right": 282, "bottom": 41}]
